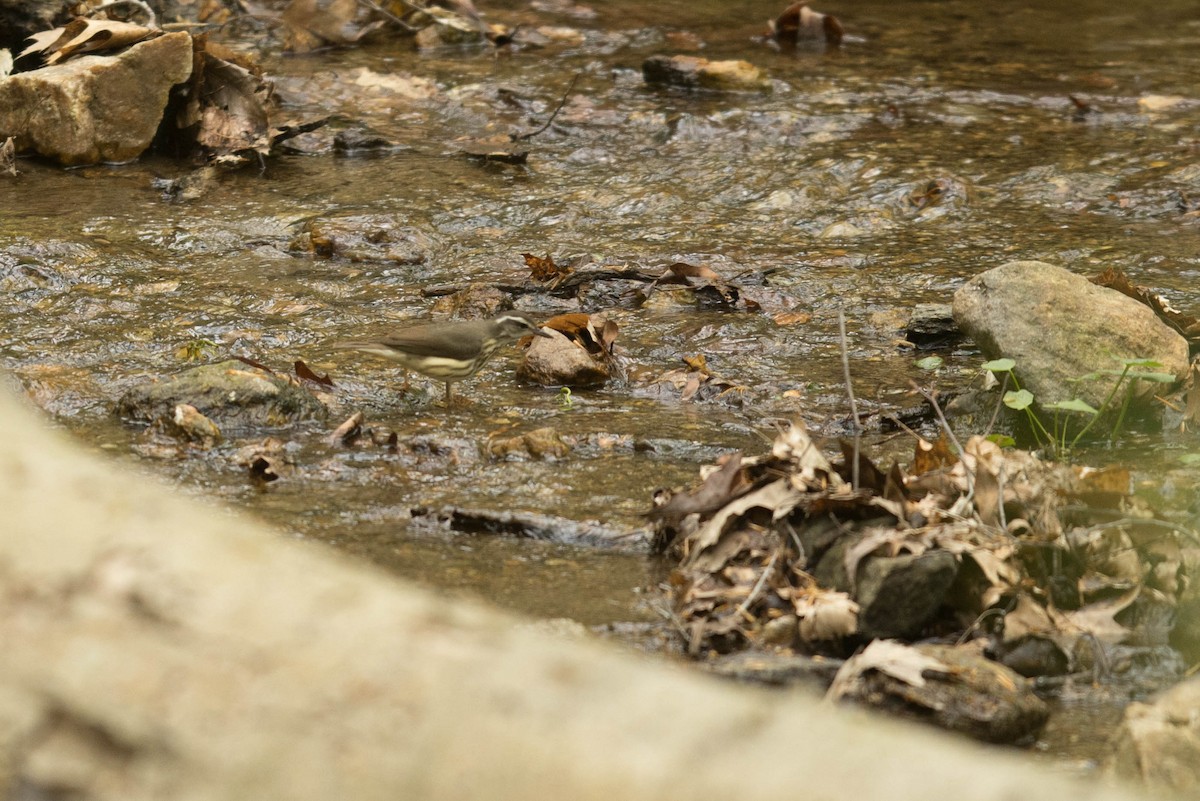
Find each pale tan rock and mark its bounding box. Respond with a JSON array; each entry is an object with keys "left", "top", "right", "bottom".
[
  {"left": 517, "top": 328, "right": 610, "bottom": 387},
  {"left": 642, "top": 55, "right": 770, "bottom": 92},
  {"left": 0, "top": 32, "right": 192, "bottom": 165},
  {"left": 1107, "top": 677, "right": 1200, "bottom": 795}
]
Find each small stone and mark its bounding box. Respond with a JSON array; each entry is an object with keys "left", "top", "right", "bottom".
[
  {"left": 905, "top": 303, "right": 961, "bottom": 348},
  {"left": 517, "top": 329, "right": 610, "bottom": 387},
  {"left": 642, "top": 55, "right": 769, "bottom": 93},
  {"left": 1138, "top": 94, "right": 1186, "bottom": 112}
]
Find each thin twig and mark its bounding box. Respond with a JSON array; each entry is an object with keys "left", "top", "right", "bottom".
[
  {"left": 515, "top": 72, "right": 581, "bottom": 141},
  {"left": 355, "top": 0, "right": 418, "bottom": 32},
  {"left": 996, "top": 462, "right": 1007, "bottom": 531},
  {"left": 735, "top": 549, "right": 779, "bottom": 618},
  {"left": 837, "top": 309, "right": 860, "bottom": 490}
]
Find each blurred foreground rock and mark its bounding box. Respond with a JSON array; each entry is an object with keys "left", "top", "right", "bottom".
[
  {"left": 1107, "top": 676, "right": 1200, "bottom": 795},
  {"left": 0, "top": 386, "right": 1157, "bottom": 801},
  {"left": 0, "top": 32, "right": 192, "bottom": 165}
]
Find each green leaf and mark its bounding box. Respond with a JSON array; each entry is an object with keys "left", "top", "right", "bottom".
[
  {"left": 915, "top": 356, "right": 944, "bottom": 371},
  {"left": 1125, "top": 371, "right": 1175, "bottom": 384},
  {"left": 986, "top": 433, "right": 1016, "bottom": 448},
  {"left": 1093, "top": 368, "right": 1175, "bottom": 383},
  {"left": 982, "top": 358, "right": 1016, "bottom": 373},
  {"left": 1122, "top": 358, "right": 1164, "bottom": 369},
  {"left": 1003, "top": 389, "right": 1034, "bottom": 410},
  {"left": 1044, "top": 398, "right": 1100, "bottom": 415}
]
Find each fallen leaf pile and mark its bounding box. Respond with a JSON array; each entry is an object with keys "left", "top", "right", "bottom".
[{"left": 652, "top": 423, "right": 1192, "bottom": 678}]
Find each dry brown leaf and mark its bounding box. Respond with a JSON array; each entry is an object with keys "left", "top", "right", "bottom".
[
  {"left": 772, "top": 310, "right": 812, "bottom": 326},
  {"left": 769, "top": 2, "right": 843, "bottom": 48},
  {"left": 523, "top": 252, "right": 570, "bottom": 281},
  {"left": 911, "top": 434, "right": 956, "bottom": 475},
  {"left": 22, "top": 19, "right": 157, "bottom": 65},
  {"left": 1051, "top": 586, "right": 1139, "bottom": 644},
  {"left": 282, "top": 0, "right": 384, "bottom": 52},
  {"left": 687, "top": 479, "right": 803, "bottom": 569},
  {"left": 827, "top": 640, "right": 950, "bottom": 700},
  {"left": 795, "top": 588, "right": 858, "bottom": 640}
]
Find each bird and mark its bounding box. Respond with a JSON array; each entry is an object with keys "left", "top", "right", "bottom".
[{"left": 332, "top": 312, "right": 552, "bottom": 404}]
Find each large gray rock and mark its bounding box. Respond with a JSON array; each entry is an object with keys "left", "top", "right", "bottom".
[
  {"left": 953, "top": 261, "right": 1189, "bottom": 412},
  {"left": 0, "top": 32, "right": 193, "bottom": 165}
]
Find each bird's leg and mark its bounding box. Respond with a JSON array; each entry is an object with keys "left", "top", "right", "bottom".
[{"left": 444, "top": 381, "right": 453, "bottom": 406}]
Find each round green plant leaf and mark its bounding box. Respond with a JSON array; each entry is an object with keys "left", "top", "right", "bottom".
[
  {"left": 982, "top": 358, "right": 1016, "bottom": 373},
  {"left": 1003, "top": 389, "right": 1034, "bottom": 410},
  {"left": 1044, "top": 398, "right": 1099, "bottom": 415}
]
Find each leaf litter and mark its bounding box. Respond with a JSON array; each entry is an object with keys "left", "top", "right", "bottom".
[{"left": 651, "top": 421, "right": 1195, "bottom": 689}]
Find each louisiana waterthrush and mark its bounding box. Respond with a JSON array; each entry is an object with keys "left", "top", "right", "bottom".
[{"left": 333, "top": 312, "right": 551, "bottom": 404}]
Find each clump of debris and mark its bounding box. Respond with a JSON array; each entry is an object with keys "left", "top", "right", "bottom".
[{"left": 650, "top": 422, "right": 1192, "bottom": 742}]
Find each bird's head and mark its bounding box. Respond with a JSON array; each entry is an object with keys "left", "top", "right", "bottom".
[{"left": 492, "top": 313, "right": 553, "bottom": 342}]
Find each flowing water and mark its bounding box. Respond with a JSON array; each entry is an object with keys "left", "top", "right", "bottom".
[{"left": 3, "top": 0, "right": 1200, "bottom": 763}]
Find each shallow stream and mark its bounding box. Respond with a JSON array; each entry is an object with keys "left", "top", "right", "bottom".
[{"left": 3, "top": 0, "right": 1200, "bottom": 766}]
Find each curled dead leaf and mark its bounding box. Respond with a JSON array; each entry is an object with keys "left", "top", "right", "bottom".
[
  {"left": 20, "top": 19, "right": 158, "bottom": 65},
  {"left": 769, "top": 2, "right": 843, "bottom": 49}
]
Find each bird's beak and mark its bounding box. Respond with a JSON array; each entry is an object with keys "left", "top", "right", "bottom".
[{"left": 533, "top": 326, "right": 554, "bottom": 338}]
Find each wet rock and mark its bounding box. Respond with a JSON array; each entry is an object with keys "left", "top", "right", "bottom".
[
  {"left": 517, "top": 328, "right": 610, "bottom": 387},
  {"left": 857, "top": 551, "right": 959, "bottom": 640},
  {"left": 831, "top": 642, "right": 1049, "bottom": 744},
  {"left": 287, "top": 214, "right": 431, "bottom": 264},
  {"left": 117, "top": 360, "right": 327, "bottom": 430},
  {"left": 410, "top": 506, "right": 649, "bottom": 548},
  {"left": 953, "top": 261, "right": 1189, "bottom": 413},
  {"left": 487, "top": 427, "right": 571, "bottom": 460},
  {"left": 704, "top": 650, "right": 843, "bottom": 689},
  {"left": 332, "top": 126, "right": 397, "bottom": 153},
  {"left": 642, "top": 55, "right": 770, "bottom": 93},
  {"left": 813, "top": 539, "right": 958, "bottom": 640},
  {"left": 905, "top": 303, "right": 961, "bottom": 349},
  {"left": 990, "top": 635, "right": 1070, "bottom": 678},
  {"left": 0, "top": 32, "right": 193, "bottom": 166},
  {"left": 1106, "top": 675, "right": 1200, "bottom": 795},
  {"left": 430, "top": 284, "right": 510, "bottom": 319}
]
